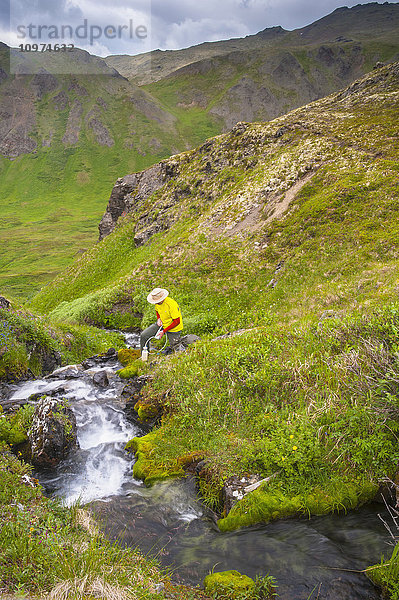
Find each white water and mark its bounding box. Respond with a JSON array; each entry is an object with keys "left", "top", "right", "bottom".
[
  {"left": 10, "top": 354, "right": 141, "bottom": 506},
  {"left": 14, "top": 350, "right": 202, "bottom": 517}
]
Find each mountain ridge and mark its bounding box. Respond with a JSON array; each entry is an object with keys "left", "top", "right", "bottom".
[{"left": 105, "top": 2, "right": 399, "bottom": 84}]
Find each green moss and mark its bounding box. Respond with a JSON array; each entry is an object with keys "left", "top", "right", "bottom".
[
  {"left": 0, "top": 304, "right": 124, "bottom": 382},
  {"left": 125, "top": 433, "right": 184, "bottom": 485},
  {"left": 117, "top": 359, "right": 144, "bottom": 379},
  {"left": 134, "top": 400, "right": 160, "bottom": 422},
  {"left": 218, "top": 480, "right": 379, "bottom": 532},
  {"left": 118, "top": 348, "right": 141, "bottom": 366},
  {"left": 203, "top": 570, "right": 255, "bottom": 599}
]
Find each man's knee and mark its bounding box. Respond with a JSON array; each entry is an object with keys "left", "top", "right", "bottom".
[{"left": 140, "top": 324, "right": 157, "bottom": 349}]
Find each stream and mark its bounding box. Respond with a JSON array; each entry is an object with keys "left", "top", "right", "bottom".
[{"left": 4, "top": 337, "right": 392, "bottom": 600}]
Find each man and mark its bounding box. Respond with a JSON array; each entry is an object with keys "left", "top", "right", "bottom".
[{"left": 140, "top": 288, "right": 184, "bottom": 355}]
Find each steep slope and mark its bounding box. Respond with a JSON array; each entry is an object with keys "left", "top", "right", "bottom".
[
  {"left": 108, "top": 3, "right": 399, "bottom": 130},
  {"left": 32, "top": 62, "right": 399, "bottom": 324},
  {"left": 2, "top": 3, "right": 399, "bottom": 298},
  {"left": 0, "top": 45, "right": 220, "bottom": 297},
  {"left": 31, "top": 63, "right": 399, "bottom": 530}
]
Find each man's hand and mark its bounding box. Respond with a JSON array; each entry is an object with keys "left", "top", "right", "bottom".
[{"left": 157, "top": 318, "right": 162, "bottom": 327}]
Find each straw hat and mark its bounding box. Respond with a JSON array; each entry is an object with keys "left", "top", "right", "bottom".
[{"left": 147, "top": 287, "right": 169, "bottom": 304}]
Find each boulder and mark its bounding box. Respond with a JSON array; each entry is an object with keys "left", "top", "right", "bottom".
[
  {"left": 93, "top": 370, "right": 109, "bottom": 388},
  {"left": 46, "top": 365, "right": 84, "bottom": 380},
  {"left": 0, "top": 296, "right": 11, "bottom": 309},
  {"left": 82, "top": 348, "right": 117, "bottom": 369},
  {"left": 28, "top": 397, "right": 78, "bottom": 468}
]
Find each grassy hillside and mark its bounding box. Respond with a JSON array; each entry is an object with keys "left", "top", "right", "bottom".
[
  {"left": 1, "top": 4, "right": 399, "bottom": 299},
  {"left": 0, "top": 46, "right": 222, "bottom": 298},
  {"left": 110, "top": 3, "right": 399, "bottom": 131},
  {"left": 29, "top": 63, "right": 399, "bottom": 546}
]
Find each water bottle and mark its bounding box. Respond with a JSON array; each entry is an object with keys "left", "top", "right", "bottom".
[{"left": 141, "top": 348, "right": 148, "bottom": 362}]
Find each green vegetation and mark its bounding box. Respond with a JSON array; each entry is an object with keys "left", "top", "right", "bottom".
[
  {"left": 2, "top": 4, "right": 399, "bottom": 298},
  {"left": 367, "top": 543, "right": 399, "bottom": 599},
  {"left": 130, "top": 307, "right": 399, "bottom": 525},
  {"left": 204, "top": 571, "right": 254, "bottom": 599},
  {"left": 0, "top": 405, "right": 34, "bottom": 447},
  {"left": 203, "top": 570, "right": 277, "bottom": 600},
  {"left": 0, "top": 48, "right": 211, "bottom": 298},
  {"left": 28, "top": 65, "right": 399, "bottom": 552},
  {"left": 2, "top": 59, "right": 399, "bottom": 599},
  {"left": 0, "top": 301, "right": 123, "bottom": 380},
  {"left": 0, "top": 447, "right": 168, "bottom": 598}
]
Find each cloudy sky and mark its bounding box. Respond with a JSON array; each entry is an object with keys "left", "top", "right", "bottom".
[{"left": 1, "top": 0, "right": 398, "bottom": 57}]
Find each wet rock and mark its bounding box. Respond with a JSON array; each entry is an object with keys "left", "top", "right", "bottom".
[
  {"left": 121, "top": 376, "right": 149, "bottom": 401},
  {"left": 93, "top": 370, "right": 109, "bottom": 388},
  {"left": 28, "top": 386, "right": 68, "bottom": 402},
  {"left": 0, "top": 396, "right": 27, "bottom": 413},
  {"left": 46, "top": 365, "right": 84, "bottom": 380},
  {"left": 28, "top": 396, "right": 78, "bottom": 468},
  {"left": 0, "top": 381, "right": 13, "bottom": 402},
  {"left": 104, "top": 348, "right": 118, "bottom": 358},
  {"left": 82, "top": 348, "right": 117, "bottom": 369},
  {"left": 39, "top": 348, "right": 62, "bottom": 375},
  {"left": 123, "top": 376, "right": 156, "bottom": 431}
]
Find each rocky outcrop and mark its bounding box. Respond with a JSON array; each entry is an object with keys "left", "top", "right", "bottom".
[
  {"left": 28, "top": 396, "right": 78, "bottom": 468},
  {"left": 62, "top": 99, "right": 83, "bottom": 146},
  {"left": 86, "top": 107, "right": 114, "bottom": 147},
  {"left": 98, "top": 162, "right": 178, "bottom": 241},
  {"left": 0, "top": 79, "right": 37, "bottom": 157},
  {"left": 52, "top": 90, "right": 69, "bottom": 111},
  {"left": 30, "top": 69, "right": 59, "bottom": 99}
]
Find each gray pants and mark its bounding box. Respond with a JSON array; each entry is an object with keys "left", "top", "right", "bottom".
[{"left": 140, "top": 323, "right": 183, "bottom": 351}]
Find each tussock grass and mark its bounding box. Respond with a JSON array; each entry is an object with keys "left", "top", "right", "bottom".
[{"left": 0, "top": 450, "right": 168, "bottom": 599}]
